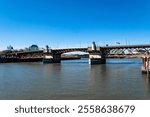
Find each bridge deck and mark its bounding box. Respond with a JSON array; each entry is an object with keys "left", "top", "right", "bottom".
[{"left": 101, "top": 44, "right": 150, "bottom": 49}]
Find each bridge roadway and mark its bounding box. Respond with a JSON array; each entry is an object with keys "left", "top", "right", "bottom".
[
  {"left": 50, "top": 44, "right": 150, "bottom": 56},
  {"left": 49, "top": 44, "right": 150, "bottom": 55},
  {"left": 102, "top": 44, "right": 150, "bottom": 49},
  {"left": 100, "top": 44, "right": 150, "bottom": 55}
]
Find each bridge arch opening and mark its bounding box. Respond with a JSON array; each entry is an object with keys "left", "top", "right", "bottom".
[
  {"left": 62, "top": 51, "right": 89, "bottom": 55},
  {"left": 61, "top": 51, "right": 89, "bottom": 59}
]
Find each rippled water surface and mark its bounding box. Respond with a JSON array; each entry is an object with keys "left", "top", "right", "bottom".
[{"left": 0, "top": 58, "right": 150, "bottom": 100}]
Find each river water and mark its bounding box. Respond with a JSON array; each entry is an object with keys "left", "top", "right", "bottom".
[{"left": 0, "top": 58, "right": 150, "bottom": 100}]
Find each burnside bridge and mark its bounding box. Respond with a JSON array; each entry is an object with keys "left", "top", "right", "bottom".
[{"left": 1, "top": 42, "right": 150, "bottom": 64}]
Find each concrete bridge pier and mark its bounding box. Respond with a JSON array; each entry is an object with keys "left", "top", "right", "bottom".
[
  {"left": 88, "top": 42, "right": 106, "bottom": 64},
  {"left": 89, "top": 53, "right": 106, "bottom": 64},
  {"left": 52, "top": 54, "right": 61, "bottom": 63},
  {"left": 43, "top": 47, "right": 61, "bottom": 63},
  {"left": 43, "top": 53, "right": 61, "bottom": 63}
]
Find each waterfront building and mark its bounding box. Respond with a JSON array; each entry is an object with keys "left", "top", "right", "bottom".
[{"left": 29, "top": 45, "right": 39, "bottom": 51}]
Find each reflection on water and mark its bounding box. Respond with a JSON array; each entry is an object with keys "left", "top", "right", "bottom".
[
  {"left": 142, "top": 74, "right": 150, "bottom": 94},
  {"left": 0, "top": 58, "right": 150, "bottom": 100}
]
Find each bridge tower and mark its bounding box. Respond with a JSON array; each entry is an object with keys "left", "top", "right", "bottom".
[
  {"left": 91, "top": 42, "right": 97, "bottom": 51},
  {"left": 43, "top": 45, "right": 61, "bottom": 63},
  {"left": 88, "top": 42, "right": 106, "bottom": 64}
]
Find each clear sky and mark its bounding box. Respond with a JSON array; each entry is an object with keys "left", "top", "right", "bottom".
[{"left": 0, "top": 0, "right": 150, "bottom": 50}]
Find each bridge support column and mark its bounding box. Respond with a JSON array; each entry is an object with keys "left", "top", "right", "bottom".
[
  {"left": 89, "top": 53, "right": 106, "bottom": 64},
  {"left": 88, "top": 42, "right": 106, "bottom": 64},
  {"left": 53, "top": 54, "right": 61, "bottom": 63},
  {"left": 43, "top": 54, "right": 61, "bottom": 63}
]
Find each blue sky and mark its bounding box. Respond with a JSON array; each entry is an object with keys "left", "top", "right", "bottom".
[{"left": 0, "top": 0, "right": 150, "bottom": 50}]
